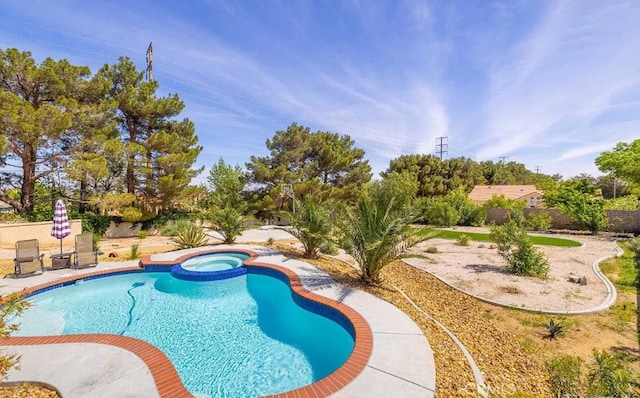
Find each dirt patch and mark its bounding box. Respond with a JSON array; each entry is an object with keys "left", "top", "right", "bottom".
[{"left": 405, "top": 231, "right": 619, "bottom": 312}]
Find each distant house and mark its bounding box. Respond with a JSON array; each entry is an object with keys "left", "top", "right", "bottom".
[{"left": 468, "top": 185, "right": 545, "bottom": 208}]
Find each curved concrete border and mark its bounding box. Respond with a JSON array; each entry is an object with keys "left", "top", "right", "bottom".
[{"left": 403, "top": 240, "right": 623, "bottom": 315}]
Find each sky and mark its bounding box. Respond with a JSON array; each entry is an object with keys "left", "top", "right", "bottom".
[{"left": 2, "top": 0, "right": 640, "bottom": 184}]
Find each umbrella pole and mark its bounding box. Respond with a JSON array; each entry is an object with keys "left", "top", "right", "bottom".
[{"left": 60, "top": 239, "right": 63, "bottom": 254}]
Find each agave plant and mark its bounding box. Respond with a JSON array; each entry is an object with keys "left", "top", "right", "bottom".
[
  {"left": 337, "top": 197, "right": 432, "bottom": 284},
  {"left": 172, "top": 224, "right": 209, "bottom": 249},
  {"left": 545, "top": 319, "right": 564, "bottom": 340}
]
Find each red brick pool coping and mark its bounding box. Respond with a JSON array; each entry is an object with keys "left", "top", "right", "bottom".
[{"left": 1, "top": 248, "right": 373, "bottom": 398}]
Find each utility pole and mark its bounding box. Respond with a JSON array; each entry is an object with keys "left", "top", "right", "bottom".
[
  {"left": 499, "top": 156, "right": 508, "bottom": 163},
  {"left": 435, "top": 137, "right": 448, "bottom": 160},
  {"left": 535, "top": 166, "right": 541, "bottom": 174},
  {"left": 145, "top": 42, "right": 153, "bottom": 81}
]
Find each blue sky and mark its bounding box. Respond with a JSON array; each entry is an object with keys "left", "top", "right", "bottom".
[{"left": 2, "top": 0, "right": 640, "bottom": 184}]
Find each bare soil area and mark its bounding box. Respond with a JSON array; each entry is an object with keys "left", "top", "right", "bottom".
[{"left": 405, "top": 231, "right": 619, "bottom": 312}]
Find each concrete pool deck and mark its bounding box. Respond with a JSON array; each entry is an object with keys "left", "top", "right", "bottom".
[{"left": 0, "top": 243, "right": 435, "bottom": 397}]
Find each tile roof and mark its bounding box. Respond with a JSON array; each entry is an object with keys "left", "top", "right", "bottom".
[{"left": 468, "top": 185, "right": 542, "bottom": 202}]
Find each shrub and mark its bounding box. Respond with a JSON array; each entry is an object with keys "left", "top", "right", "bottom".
[
  {"left": 425, "top": 246, "right": 438, "bottom": 254},
  {"left": 546, "top": 355, "right": 583, "bottom": 397},
  {"left": 456, "top": 234, "right": 471, "bottom": 246},
  {"left": 207, "top": 206, "right": 249, "bottom": 244},
  {"left": 282, "top": 196, "right": 331, "bottom": 258},
  {"left": 421, "top": 199, "right": 460, "bottom": 227},
  {"left": 137, "top": 230, "right": 148, "bottom": 239},
  {"left": 526, "top": 211, "right": 552, "bottom": 231},
  {"left": 587, "top": 349, "right": 638, "bottom": 397},
  {"left": 81, "top": 212, "right": 112, "bottom": 237},
  {"left": 120, "top": 206, "right": 144, "bottom": 223},
  {"left": 490, "top": 220, "right": 550, "bottom": 278},
  {"left": 172, "top": 224, "right": 209, "bottom": 249}
]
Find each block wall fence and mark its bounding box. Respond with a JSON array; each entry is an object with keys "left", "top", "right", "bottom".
[{"left": 485, "top": 208, "right": 640, "bottom": 234}]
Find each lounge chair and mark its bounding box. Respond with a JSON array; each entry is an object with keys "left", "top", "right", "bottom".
[
  {"left": 73, "top": 233, "right": 99, "bottom": 269},
  {"left": 13, "top": 239, "right": 45, "bottom": 277}
]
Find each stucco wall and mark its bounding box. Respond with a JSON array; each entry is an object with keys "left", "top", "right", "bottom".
[{"left": 0, "top": 220, "right": 83, "bottom": 248}]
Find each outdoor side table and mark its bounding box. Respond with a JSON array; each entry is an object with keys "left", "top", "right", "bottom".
[{"left": 50, "top": 252, "right": 74, "bottom": 270}]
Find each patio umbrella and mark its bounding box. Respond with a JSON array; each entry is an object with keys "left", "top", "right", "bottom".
[{"left": 51, "top": 199, "right": 71, "bottom": 254}]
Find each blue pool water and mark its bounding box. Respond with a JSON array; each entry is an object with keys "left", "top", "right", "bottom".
[{"left": 14, "top": 271, "right": 355, "bottom": 397}]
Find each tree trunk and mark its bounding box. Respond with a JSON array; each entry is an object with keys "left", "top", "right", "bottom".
[
  {"left": 79, "top": 177, "right": 88, "bottom": 213},
  {"left": 21, "top": 144, "right": 37, "bottom": 214}
]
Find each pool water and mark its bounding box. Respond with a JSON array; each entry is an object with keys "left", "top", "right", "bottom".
[{"left": 14, "top": 272, "right": 355, "bottom": 397}]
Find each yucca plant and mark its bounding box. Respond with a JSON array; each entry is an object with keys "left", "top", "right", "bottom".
[
  {"left": 281, "top": 196, "right": 331, "bottom": 258},
  {"left": 545, "top": 319, "right": 564, "bottom": 340},
  {"left": 336, "top": 197, "right": 432, "bottom": 284},
  {"left": 172, "top": 224, "right": 210, "bottom": 249}
]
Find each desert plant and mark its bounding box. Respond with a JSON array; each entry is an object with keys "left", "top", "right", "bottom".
[
  {"left": 137, "top": 230, "right": 148, "bottom": 239},
  {"left": 587, "top": 349, "right": 639, "bottom": 397},
  {"left": 129, "top": 244, "right": 139, "bottom": 260},
  {"left": 425, "top": 246, "right": 438, "bottom": 254},
  {"left": 280, "top": 196, "right": 332, "bottom": 258},
  {"left": 172, "top": 224, "right": 209, "bottom": 249},
  {"left": 544, "top": 319, "right": 564, "bottom": 339},
  {"left": 456, "top": 234, "right": 471, "bottom": 246},
  {"left": 336, "top": 197, "right": 432, "bottom": 284},
  {"left": 266, "top": 237, "right": 275, "bottom": 246},
  {"left": 490, "top": 220, "right": 550, "bottom": 278},
  {"left": 546, "top": 355, "right": 583, "bottom": 397}
]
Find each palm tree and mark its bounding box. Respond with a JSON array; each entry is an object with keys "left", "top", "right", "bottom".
[
  {"left": 337, "top": 197, "right": 431, "bottom": 284},
  {"left": 281, "top": 196, "right": 331, "bottom": 258}
]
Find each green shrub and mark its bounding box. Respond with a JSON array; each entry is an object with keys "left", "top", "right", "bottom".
[
  {"left": 587, "top": 349, "right": 638, "bottom": 397},
  {"left": 121, "top": 206, "right": 144, "bottom": 223},
  {"left": 456, "top": 234, "right": 471, "bottom": 246},
  {"left": 81, "top": 212, "right": 112, "bottom": 237},
  {"left": 546, "top": 355, "right": 583, "bottom": 397},
  {"left": 421, "top": 199, "right": 460, "bottom": 227},
  {"left": 425, "top": 246, "right": 438, "bottom": 254},
  {"left": 137, "top": 230, "right": 148, "bottom": 239},
  {"left": 526, "top": 211, "right": 552, "bottom": 231},
  {"left": 172, "top": 224, "right": 209, "bottom": 249},
  {"left": 490, "top": 220, "right": 550, "bottom": 278}
]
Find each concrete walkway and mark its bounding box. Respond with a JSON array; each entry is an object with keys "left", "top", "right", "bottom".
[{"left": 1, "top": 236, "right": 435, "bottom": 397}]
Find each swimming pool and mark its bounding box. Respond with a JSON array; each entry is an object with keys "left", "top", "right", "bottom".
[{"left": 13, "top": 267, "right": 356, "bottom": 397}]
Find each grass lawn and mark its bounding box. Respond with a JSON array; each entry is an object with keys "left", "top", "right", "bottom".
[{"left": 423, "top": 228, "right": 581, "bottom": 247}]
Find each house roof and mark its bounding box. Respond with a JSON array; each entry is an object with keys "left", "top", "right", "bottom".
[{"left": 468, "top": 185, "right": 543, "bottom": 202}]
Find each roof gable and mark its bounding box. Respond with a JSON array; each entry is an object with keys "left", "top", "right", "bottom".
[{"left": 468, "top": 185, "right": 543, "bottom": 202}]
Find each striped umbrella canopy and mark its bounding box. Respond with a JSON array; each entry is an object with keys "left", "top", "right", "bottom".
[{"left": 51, "top": 199, "right": 71, "bottom": 254}]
